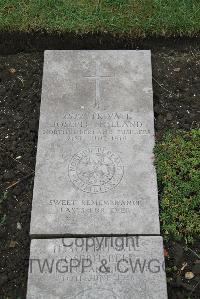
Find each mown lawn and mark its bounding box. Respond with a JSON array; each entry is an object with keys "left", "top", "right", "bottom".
[{"left": 0, "top": 0, "right": 200, "bottom": 37}]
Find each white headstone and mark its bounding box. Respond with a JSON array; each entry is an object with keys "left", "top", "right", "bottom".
[{"left": 30, "top": 50, "right": 160, "bottom": 235}]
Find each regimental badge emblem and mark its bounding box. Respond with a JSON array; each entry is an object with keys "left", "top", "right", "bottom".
[{"left": 68, "top": 147, "right": 124, "bottom": 193}]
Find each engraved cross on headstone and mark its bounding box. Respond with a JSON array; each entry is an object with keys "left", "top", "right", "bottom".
[{"left": 83, "top": 61, "right": 113, "bottom": 108}]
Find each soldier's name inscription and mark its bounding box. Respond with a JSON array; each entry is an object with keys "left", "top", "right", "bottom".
[{"left": 42, "top": 111, "right": 151, "bottom": 141}]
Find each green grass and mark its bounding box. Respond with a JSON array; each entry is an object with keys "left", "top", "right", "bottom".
[
  {"left": 0, "top": 0, "right": 200, "bottom": 36},
  {"left": 155, "top": 129, "right": 200, "bottom": 243}
]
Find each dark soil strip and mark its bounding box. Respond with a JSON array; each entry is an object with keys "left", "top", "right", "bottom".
[
  {"left": 0, "top": 37, "right": 200, "bottom": 299},
  {"left": 0, "top": 31, "right": 200, "bottom": 55}
]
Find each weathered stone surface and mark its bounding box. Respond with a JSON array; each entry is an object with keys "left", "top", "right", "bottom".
[
  {"left": 30, "top": 50, "right": 160, "bottom": 235},
  {"left": 27, "top": 236, "right": 167, "bottom": 299}
]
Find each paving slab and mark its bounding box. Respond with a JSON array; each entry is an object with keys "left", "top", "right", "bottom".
[
  {"left": 30, "top": 50, "right": 160, "bottom": 235},
  {"left": 27, "top": 236, "right": 168, "bottom": 299}
]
